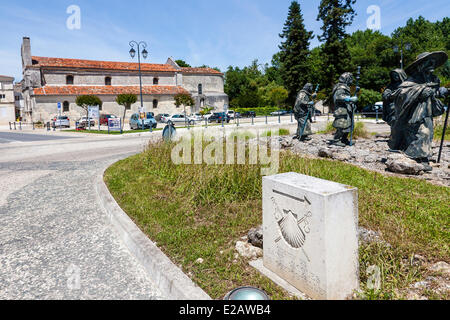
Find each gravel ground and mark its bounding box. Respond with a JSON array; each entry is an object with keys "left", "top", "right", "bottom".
[
  {"left": 0, "top": 134, "right": 166, "bottom": 300},
  {"left": 276, "top": 134, "right": 450, "bottom": 187}
]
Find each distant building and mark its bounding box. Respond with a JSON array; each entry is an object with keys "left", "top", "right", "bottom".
[
  {"left": 20, "top": 37, "right": 228, "bottom": 123},
  {"left": 0, "top": 75, "right": 16, "bottom": 124}
]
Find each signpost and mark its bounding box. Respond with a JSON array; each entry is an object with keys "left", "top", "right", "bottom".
[
  {"left": 108, "top": 118, "right": 122, "bottom": 134},
  {"left": 88, "top": 106, "right": 100, "bottom": 131},
  {"left": 57, "top": 102, "right": 62, "bottom": 131}
]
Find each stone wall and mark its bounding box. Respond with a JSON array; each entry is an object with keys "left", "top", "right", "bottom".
[
  {"left": 0, "top": 80, "right": 16, "bottom": 124},
  {"left": 182, "top": 74, "right": 224, "bottom": 93},
  {"left": 43, "top": 71, "right": 176, "bottom": 86},
  {"left": 32, "top": 94, "right": 184, "bottom": 124}
]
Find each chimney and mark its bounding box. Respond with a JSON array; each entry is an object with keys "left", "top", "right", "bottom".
[{"left": 21, "top": 37, "right": 32, "bottom": 69}]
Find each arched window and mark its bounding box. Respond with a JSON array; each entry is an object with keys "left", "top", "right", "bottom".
[
  {"left": 153, "top": 99, "right": 158, "bottom": 109},
  {"left": 198, "top": 84, "right": 203, "bottom": 95},
  {"left": 63, "top": 101, "right": 70, "bottom": 112},
  {"left": 105, "top": 77, "right": 112, "bottom": 86},
  {"left": 66, "top": 75, "right": 74, "bottom": 85},
  {"left": 153, "top": 77, "right": 159, "bottom": 85}
]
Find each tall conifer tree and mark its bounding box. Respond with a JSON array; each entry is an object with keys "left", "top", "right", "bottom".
[
  {"left": 317, "top": 0, "right": 356, "bottom": 91},
  {"left": 279, "top": 1, "right": 314, "bottom": 104}
]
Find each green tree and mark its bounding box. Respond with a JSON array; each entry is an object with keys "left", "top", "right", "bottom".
[
  {"left": 75, "top": 95, "right": 102, "bottom": 129},
  {"left": 317, "top": 0, "right": 356, "bottom": 92},
  {"left": 116, "top": 94, "right": 137, "bottom": 130},
  {"left": 174, "top": 93, "right": 195, "bottom": 116},
  {"left": 357, "top": 88, "right": 382, "bottom": 110},
  {"left": 279, "top": 1, "right": 314, "bottom": 104},
  {"left": 175, "top": 59, "right": 191, "bottom": 67},
  {"left": 224, "top": 60, "right": 268, "bottom": 109},
  {"left": 268, "top": 86, "right": 289, "bottom": 109},
  {"left": 392, "top": 16, "right": 449, "bottom": 78},
  {"left": 346, "top": 30, "right": 397, "bottom": 91}
]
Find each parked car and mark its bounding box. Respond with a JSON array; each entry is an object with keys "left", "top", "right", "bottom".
[
  {"left": 76, "top": 116, "right": 95, "bottom": 128},
  {"left": 203, "top": 112, "right": 214, "bottom": 120},
  {"left": 270, "top": 110, "right": 288, "bottom": 116},
  {"left": 189, "top": 113, "right": 203, "bottom": 122},
  {"left": 155, "top": 113, "right": 170, "bottom": 123},
  {"left": 227, "top": 110, "right": 237, "bottom": 119},
  {"left": 361, "top": 102, "right": 383, "bottom": 117},
  {"left": 51, "top": 116, "right": 70, "bottom": 128},
  {"left": 209, "top": 112, "right": 231, "bottom": 123},
  {"left": 165, "top": 114, "right": 190, "bottom": 126},
  {"left": 241, "top": 111, "right": 256, "bottom": 118},
  {"left": 130, "top": 113, "right": 157, "bottom": 130},
  {"left": 100, "top": 114, "right": 118, "bottom": 126}
]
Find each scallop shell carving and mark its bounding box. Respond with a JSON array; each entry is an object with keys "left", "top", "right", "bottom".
[{"left": 278, "top": 209, "right": 306, "bottom": 249}]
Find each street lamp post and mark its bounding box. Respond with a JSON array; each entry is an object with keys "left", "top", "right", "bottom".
[
  {"left": 129, "top": 41, "right": 148, "bottom": 130},
  {"left": 393, "top": 39, "right": 411, "bottom": 70}
]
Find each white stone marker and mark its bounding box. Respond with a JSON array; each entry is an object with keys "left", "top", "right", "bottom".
[{"left": 262, "top": 172, "right": 359, "bottom": 300}]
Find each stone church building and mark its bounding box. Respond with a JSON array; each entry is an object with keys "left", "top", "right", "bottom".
[{"left": 20, "top": 37, "right": 228, "bottom": 123}]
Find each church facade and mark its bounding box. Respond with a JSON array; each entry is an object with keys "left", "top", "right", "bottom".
[{"left": 20, "top": 37, "right": 228, "bottom": 123}]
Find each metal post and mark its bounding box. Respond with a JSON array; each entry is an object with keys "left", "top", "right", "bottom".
[
  {"left": 130, "top": 40, "right": 148, "bottom": 125},
  {"left": 14, "top": 122, "right": 16, "bottom": 130},
  {"left": 400, "top": 38, "right": 404, "bottom": 70},
  {"left": 252, "top": 115, "right": 254, "bottom": 126},
  {"left": 32, "top": 122, "right": 35, "bottom": 130},
  {"left": 9, "top": 122, "right": 11, "bottom": 130},
  {"left": 291, "top": 113, "right": 293, "bottom": 123},
  {"left": 437, "top": 106, "right": 449, "bottom": 163},
  {"left": 265, "top": 115, "right": 268, "bottom": 125},
  {"left": 278, "top": 114, "right": 281, "bottom": 124},
  {"left": 19, "top": 122, "right": 22, "bottom": 130},
  {"left": 237, "top": 117, "right": 239, "bottom": 127}
]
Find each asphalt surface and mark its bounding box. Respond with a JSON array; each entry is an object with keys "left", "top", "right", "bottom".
[
  {"left": 0, "top": 132, "right": 165, "bottom": 300},
  {"left": 0, "top": 131, "right": 75, "bottom": 144}
]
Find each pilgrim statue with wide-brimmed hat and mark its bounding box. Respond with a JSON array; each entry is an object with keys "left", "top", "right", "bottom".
[{"left": 388, "top": 51, "right": 448, "bottom": 170}]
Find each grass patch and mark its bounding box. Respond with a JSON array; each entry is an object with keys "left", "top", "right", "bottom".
[
  {"left": 260, "top": 128, "right": 291, "bottom": 137},
  {"left": 318, "top": 121, "right": 369, "bottom": 139},
  {"left": 104, "top": 142, "right": 449, "bottom": 300},
  {"left": 228, "top": 131, "right": 257, "bottom": 140},
  {"left": 434, "top": 120, "right": 450, "bottom": 141},
  {"left": 65, "top": 128, "right": 162, "bottom": 134}
]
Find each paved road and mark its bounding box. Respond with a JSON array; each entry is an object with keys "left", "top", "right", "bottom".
[
  {"left": 0, "top": 133, "right": 165, "bottom": 299},
  {"left": 0, "top": 132, "right": 76, "bottom": 144}
]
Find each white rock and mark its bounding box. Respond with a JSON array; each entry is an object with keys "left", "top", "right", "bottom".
[
  {"left": 235, "top": 241, "right": 263, "bottom": 260},
  {"left": 429, "top": 262, "right": 450, "bottom": 275},
  {"left": 195, "top": 258, "right": 204, "bottom": 264}
]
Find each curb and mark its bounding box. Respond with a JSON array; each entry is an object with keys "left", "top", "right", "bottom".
[{"left": 95, "top": 169, "right": 211, "bottom": 300}]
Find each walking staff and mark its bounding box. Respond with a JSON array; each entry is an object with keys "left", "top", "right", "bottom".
[
  {"left": 437, "top": 88, "right": 449, "bottom": 163},
  {"left": 349, "top": 66, "right": 361, "bottom": 147}
]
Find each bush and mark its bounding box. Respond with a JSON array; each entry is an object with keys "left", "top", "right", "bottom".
[
  {"left": 232, "top": 107, "right": 279, "bottom": 116},
  {"left": 358, "top": 88, "right": 382, "bottom": 110}
]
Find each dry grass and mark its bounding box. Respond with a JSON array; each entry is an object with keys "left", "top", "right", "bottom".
[{"left": 105, "top": 141, "right": 449, "bottom": 300}]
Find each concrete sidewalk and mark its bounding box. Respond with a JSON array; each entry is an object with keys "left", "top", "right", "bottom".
[{"left": 0, "top": 134, "right": 165, "bottom": 299}]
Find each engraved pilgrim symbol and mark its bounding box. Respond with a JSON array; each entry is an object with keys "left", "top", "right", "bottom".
[{"left": 271, "top": 191, "right": 312, "bottom": 249}]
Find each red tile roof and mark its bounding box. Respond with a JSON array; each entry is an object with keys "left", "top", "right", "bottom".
[
  {"left": 33, "top": 86, "right": 189, "bottom": 96},
  {"left": 31, "top": 56, "right": 223, "bottom": 75},
  {"left": 31, "top": 56, "right": 177, "bottom": 73},
  {"left": 181, "top": 67, "right": 223, "bottom": 75}
]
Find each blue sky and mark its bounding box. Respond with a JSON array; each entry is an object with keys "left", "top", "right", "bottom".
[{"left": 0, "top": 0, "right": 448, "bottom": 81}]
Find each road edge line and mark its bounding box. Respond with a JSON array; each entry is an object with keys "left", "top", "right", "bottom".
[{"left": 95, "top": 168, "right": 211, "bottom": 301}]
